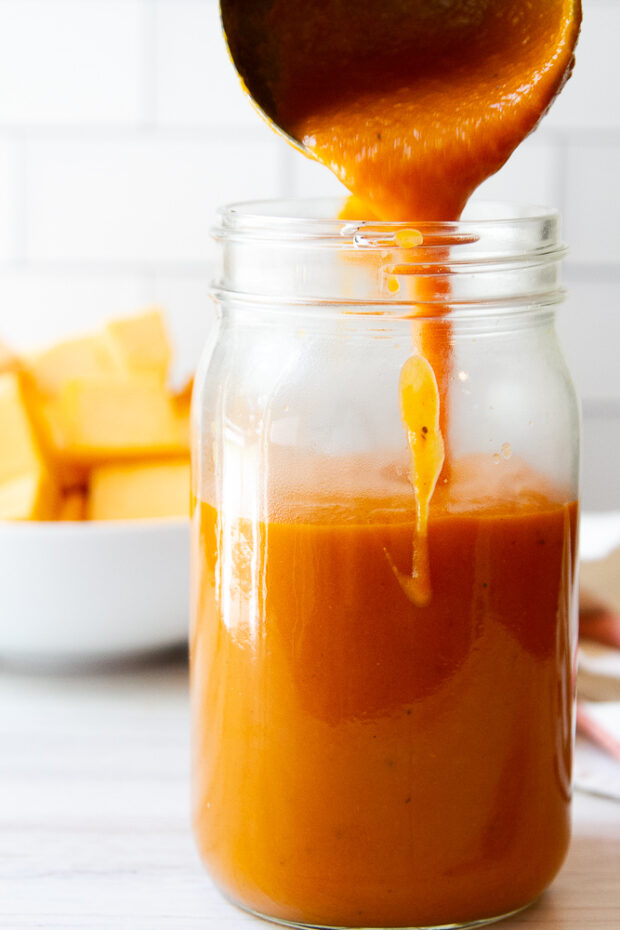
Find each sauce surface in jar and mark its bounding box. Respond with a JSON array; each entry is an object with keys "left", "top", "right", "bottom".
[{"left": 192, "top": 457, "right": 577, "bottom": 927}]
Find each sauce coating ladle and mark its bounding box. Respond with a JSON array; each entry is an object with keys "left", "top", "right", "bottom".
[{"left": 219, "top": 0, "right": 581, "bottom": 221}]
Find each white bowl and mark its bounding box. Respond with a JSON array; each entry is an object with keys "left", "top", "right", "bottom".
[{"left": 0, "top": 519, "right": 189, "bottom": 665}]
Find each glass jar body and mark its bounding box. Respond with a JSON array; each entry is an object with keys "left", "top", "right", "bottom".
[{"left": 191, "top": 202, "right": 579, "bottom": 930}]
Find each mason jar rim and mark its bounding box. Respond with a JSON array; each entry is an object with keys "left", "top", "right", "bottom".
[
  {"left": 212, "top": 198, "right": 567, "bottom": 316},
  {"left": 214, "top": 197, "right": 564, "bottom": 253},
  {"left": 217, "top": 197, "right": 559, "bottom": 222}
]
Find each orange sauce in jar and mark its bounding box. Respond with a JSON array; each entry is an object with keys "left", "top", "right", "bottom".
[
  {"left": 192, "top": 458, "right": 577, "bottom": 927},
  {"left": 192, "top": 1, "right": 581, "bottom": 925}
]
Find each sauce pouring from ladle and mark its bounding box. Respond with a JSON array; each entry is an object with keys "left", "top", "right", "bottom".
[
  {"left": 220, "top": 0, "right": 581, "bottom": 222},
  {"left": 218, "top": 0, "right": 582, "bottom": 607}
]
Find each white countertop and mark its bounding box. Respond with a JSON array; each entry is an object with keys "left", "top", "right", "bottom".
[{"left": 1, "top": 653, "right": 618, "bottom": 930}]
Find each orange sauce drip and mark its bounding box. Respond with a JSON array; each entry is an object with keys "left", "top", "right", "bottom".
[{"left": 389, "top": 354, "right": 444, "bottom": 606}]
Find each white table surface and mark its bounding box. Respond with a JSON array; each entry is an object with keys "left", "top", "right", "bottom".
[{"left": 1, "top": 652, "right": 619, "bottom": 930}]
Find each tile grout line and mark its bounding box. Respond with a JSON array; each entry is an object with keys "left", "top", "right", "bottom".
[{"left": 0, "top": 125, "right": 278, "bottom": 144}]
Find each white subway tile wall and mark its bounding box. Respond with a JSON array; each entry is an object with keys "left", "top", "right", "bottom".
[
  {"left": 0, "top": 1, "right": 147, "bottom": 126},
  {"left": 475, "top": 136, "right": 562, "bottom": 207},
  {"left": 559, "top": 273, "right": 620, "bottom": 403},
  {"left": 0, "top": 0, "right": 617, "bottom": 502},
  {"left": 543, "top": 1, "right": 620, "bottom": 132},
  {"left": 27, "top": 137, "right": 281, "bottom": 264},
  {"left": 0, "top": 142, "right": 21, "bottom": 262},
  {"left": 155, "top": 0, "right": 270, "bottom": 130},
  {"left": 565, "top": 142, "right": 620, "bottom": 265}
]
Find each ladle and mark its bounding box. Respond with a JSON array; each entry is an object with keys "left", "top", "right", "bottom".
[{"left": 220, "top": 0, "right": 581, "bottom": 220}]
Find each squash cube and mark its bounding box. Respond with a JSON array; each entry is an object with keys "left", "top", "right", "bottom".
[
  {"left": 88, "top": 458, "right": 190, "bottom": 521},
  {"left": 26, "top": 333, "right": 122, "bottom": 397},
  {"left": 46, "top": 376, "right": 189, "bottom": 466},
  {"left": 0, "top": 471, "right": 58, "bottom": 521},
  {"left": 104, "top": 310, "right": 171, "bottom": 383},
  {"left": 0, "top": 373, "right": 48, "bottom": 484}
]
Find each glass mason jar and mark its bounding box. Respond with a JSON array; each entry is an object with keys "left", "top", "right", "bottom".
[{"left": 190, "top": 200, "right": 580, "bottom": 930}]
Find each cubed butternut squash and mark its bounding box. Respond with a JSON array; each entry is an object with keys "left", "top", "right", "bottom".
[
  {"left": 88, "top": 458, "right": 190, "bottom": 521},
  {"left": 0, "top": 373, "right": 49, "bottom": 484},
  {"left": 45, "top": 376, "right": 189, "bottom": 466},
  {"left": 0, "top": 312, "right": 195, "bottom": 521},
  {"left": 26, "top": 333, "right": 122, "bottom": 397},
  {"left": 104, "top": 309, "right": 171, "bottom": 383},
  {"left": 0, "top": 471, "right": 58, "bottom": 521}
]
